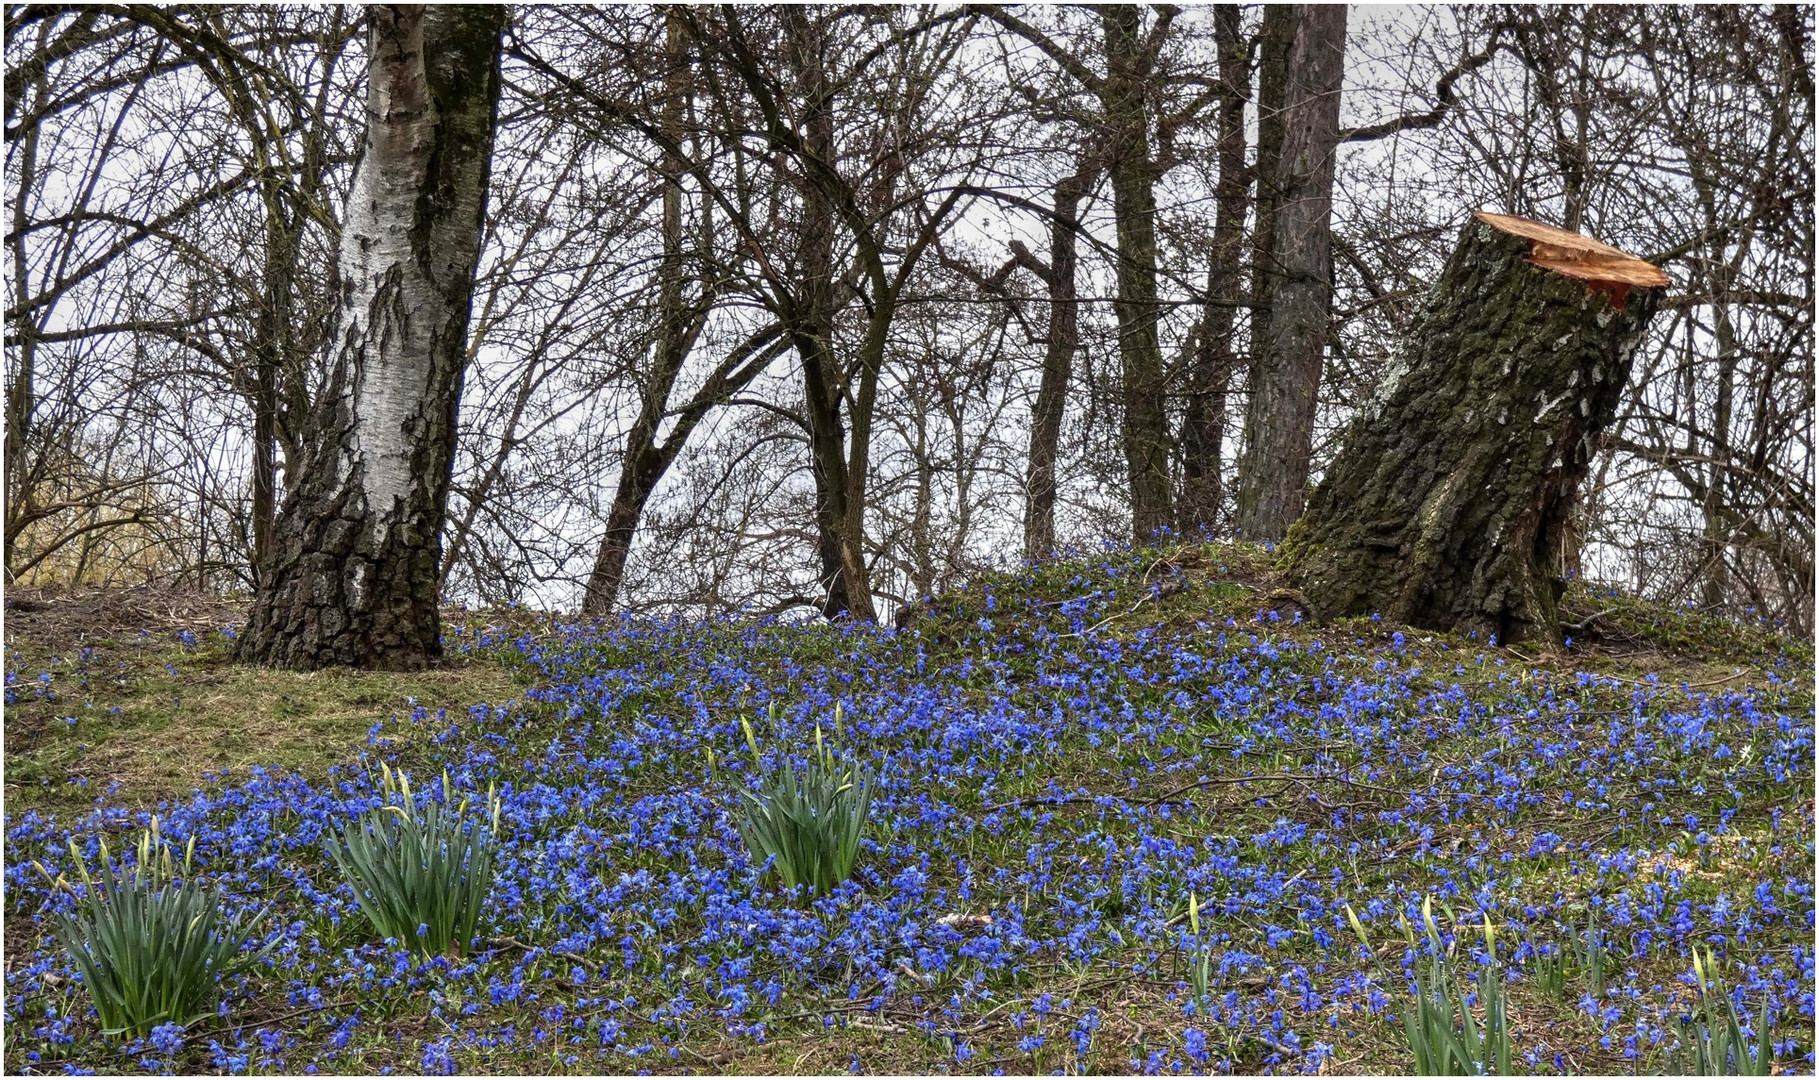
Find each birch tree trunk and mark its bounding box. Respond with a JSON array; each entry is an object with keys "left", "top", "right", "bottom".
[
  {"left": 1282, "top": 212, "right": 1668, "bottom": 646},
  {"left": 238, "top": 4, "right": 505, "bottom": 670},
  {"left": 1235, "top": 4, "right": 1346, "bottom": 542}
]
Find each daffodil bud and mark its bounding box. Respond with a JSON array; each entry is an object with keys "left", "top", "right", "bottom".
[
  {"left": 743, "top": 716, "right": 762, "bottom": 766},
  {"left": 1344, "top": 903, "right": 1373, "bottom": 957}
]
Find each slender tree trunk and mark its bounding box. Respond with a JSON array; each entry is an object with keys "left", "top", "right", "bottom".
[
  {"left": 4, "top": 85, "right": 42, "bottom": 582},
  {"left": 1283, "top": 212, "right": 1668, "bottom": 646},
  {"left": 1700, "top": 298, "right": 1738, "bottom": 608},
  {"left": 585, "top": 452, "right": 666, "bottom": 618},
  {"left": 780, "top": 8, "right": 866, "bottom": 621},
  {"left": 839, "top": 293, "right": 888, "bottom": 623},
  {"left": 583, "top": 13, "right": 692, "bottom": 616},
  {"left": 911, "top": 402, "right": 935, "bottom": 596},
  {"left": 1099, "top": 6, "right": 1174, "bottom": 542},
  {"left": 249, "top": 201, "right": 296, "bottom": 579},
  {"left": 803, "top": 323, "right": 853, "bottom": 620},
  {"left": 238, "top": 4, "right": 505, "bottom": 670},
  {"left": 581, "top": 325, "right": 790, "bottom": 614},
  {"left": 1248, "top": 5, "right": 1298, "bottom": 337},
  {"left": 1179, "top": 7, "right": 1250, "bottom": 534},
  {"left": 1234, "top": 4, "right": 1346, "bottom": 541},
  {"left": 1022, "top": 163, "right": 1090, "bottom": 562},
  {"left": 1688, "top": 160, "right": 1751, "bottom": 611}
]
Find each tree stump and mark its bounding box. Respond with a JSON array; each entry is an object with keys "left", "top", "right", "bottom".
[{"left": 1281, "top": 211, "right": 1668, "bottom": 646}]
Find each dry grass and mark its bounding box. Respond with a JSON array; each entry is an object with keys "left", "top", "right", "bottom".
[{"left": 4, "top": 587, "right": 530, "bottom": 815}]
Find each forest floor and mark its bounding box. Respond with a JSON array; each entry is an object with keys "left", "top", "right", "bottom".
[{"left": 3, "top": 541, "right": 1813, "bottom": 1075}]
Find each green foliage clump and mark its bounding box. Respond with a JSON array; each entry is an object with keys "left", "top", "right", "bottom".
[
  {"left": 325, "top": 764, "right": 500, "bottom": 959},
  {"left": 38, "top": 819, "right": 270, "bottom": 1037},
  {"left": 1668, "top": 947, "right": 1775, "bottom": 1076},
  {"left": 1398, "top": 899, "right": 1513, "bottom": 1076},
  {"left": 1529, "top": 938, "right": 1570, "bottom": 1003},
  {"left": 1185, "top": 892, "right": 1212, "bottom": 1009},
  {"left": 733, "top": 707, "right": 873, "bottom": 900},
  {"left": 1526, "top": 909, "right": 1611, "bottom": 1003}
]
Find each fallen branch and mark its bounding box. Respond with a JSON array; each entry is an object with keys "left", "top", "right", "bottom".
[{"left": 1560, "top": 607, "right": 1619, "bottom": 633}]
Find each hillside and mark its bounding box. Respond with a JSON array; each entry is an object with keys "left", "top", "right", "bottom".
[{"left": 3, "top": 540, "right": 1813, "bottom": 1075}]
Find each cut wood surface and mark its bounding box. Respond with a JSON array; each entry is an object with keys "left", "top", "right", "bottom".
[{"left": 1474, "top": 210, "right": 1671, "bottom": 289}]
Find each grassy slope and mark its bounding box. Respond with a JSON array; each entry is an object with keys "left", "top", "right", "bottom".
[
  {"left": 3, "top": 591, "right": 527, "bottom": 816},
  {"left": 2, "top": 545, "right": 1813, "bottom": 1076}
]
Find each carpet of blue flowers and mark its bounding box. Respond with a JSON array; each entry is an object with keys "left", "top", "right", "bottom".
[{"left": 4, "top": 544, "right": 1814, "bottom": 1074}]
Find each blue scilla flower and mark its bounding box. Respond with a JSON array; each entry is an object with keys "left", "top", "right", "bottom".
[
  {"left": 1183, "top": 1027, "right": 1210, "bottom": 1064},
  {"left": 149, "top": 1023, "right": 185, "bottom": 1056},
  {"left": 420, "top": 1039, "right": 456, "bottom": 1075}
]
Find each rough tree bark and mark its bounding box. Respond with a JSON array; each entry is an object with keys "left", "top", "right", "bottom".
[
  {"left": 1234, "top": 3, "right": 1346, "bottom": 542},
  {"left": 1281, "top": 212, "right": 1668, "bottom": 646},
  {"left": 1178, "top": 7, "right": 1250, "bottom": 533},
  {"left": 1246, "top": 5, "right": 1298, "bottom": 345},
  {"left": 1099, "top": 5, "right": 1175, "bottom": 541},
  {"left": 238, "top": 4, "right": 505, "bottom": 670}
]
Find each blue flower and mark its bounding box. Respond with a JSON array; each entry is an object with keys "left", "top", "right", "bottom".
[
  {"left": 149, "top": 1024, "right": 185, "bottom": 1056},
  {"left": 420, "top": 1039, "right": 456, "bottom": 1075}
]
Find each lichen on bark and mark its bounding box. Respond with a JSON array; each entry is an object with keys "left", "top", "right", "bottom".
[{"left": 1282, "top": 215, "right": 1664, "bottom": 646}]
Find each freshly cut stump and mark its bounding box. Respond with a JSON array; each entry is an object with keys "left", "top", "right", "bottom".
[{"left": 1282, "top": 211, "right": 1668, "bottom": 646}]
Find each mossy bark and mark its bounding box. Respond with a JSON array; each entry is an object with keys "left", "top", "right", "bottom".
[{"left": 1282, "top": 215, "right": 1663, "bottom": 646}]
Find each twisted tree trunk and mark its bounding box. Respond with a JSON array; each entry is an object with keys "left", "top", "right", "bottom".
[
  {"left": 238, "top": 5, "right": 504, "bottom": 670},
  {"left": 1282, "top": 212, "right": 1668, "bottom": 646}
]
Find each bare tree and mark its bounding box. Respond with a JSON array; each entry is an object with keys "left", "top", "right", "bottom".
[
  {"left": 1177, "top": 6, "right": 1249, "bottom": 534},
  {"left": 1234, "top": 4, "right": 1346, "bottom": 541},
  {"left": 979, "top": 4, "right": 1181, "bottom": 541},
  {"left": 8, "top": 5, "right": 1809, "bottom": 638}
]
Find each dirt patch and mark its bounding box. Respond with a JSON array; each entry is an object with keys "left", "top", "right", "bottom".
[{"left": 4, "top": 584, "right": 246, "bottom": 654}]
